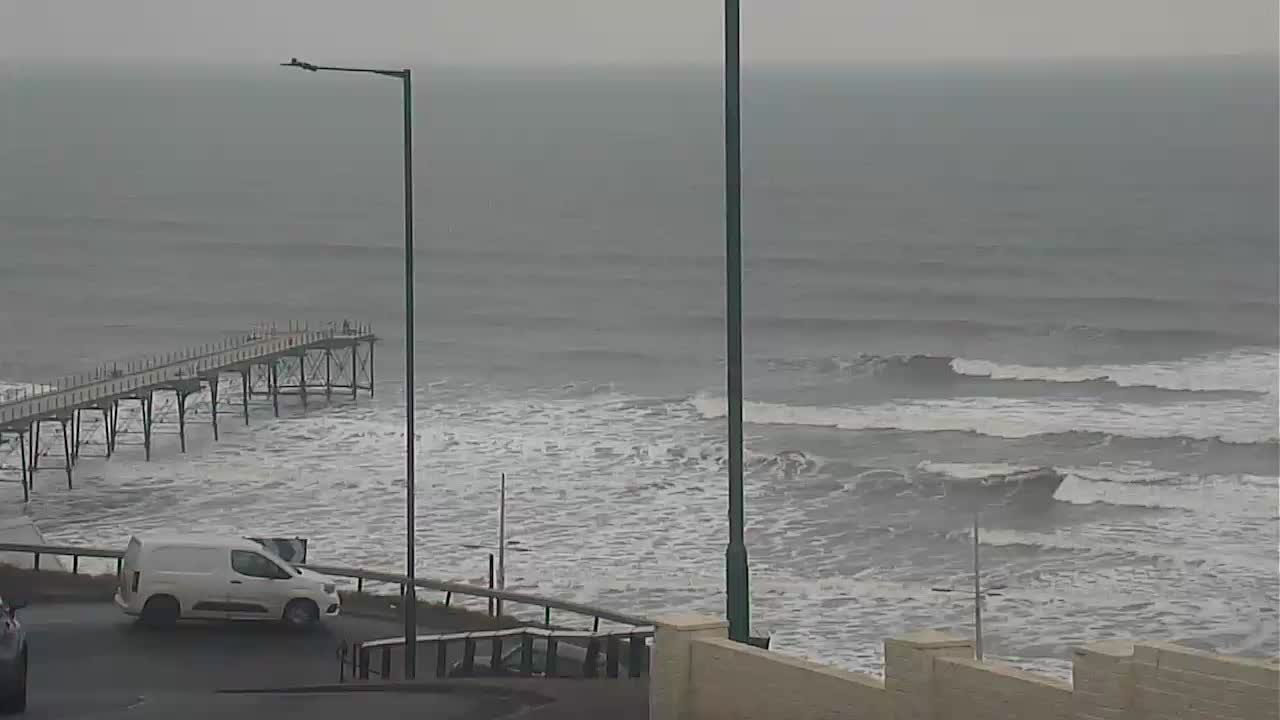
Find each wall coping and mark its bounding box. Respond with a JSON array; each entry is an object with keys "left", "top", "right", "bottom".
[
  {"left": 654, "top": 613, "right": 729, "bottom": 633},
  {"left": 936, "top": 655, "right": 1073, "bottom": 692},
  {"left": 694, "top": 636, "right": 887, "bottom": 690},
  {"left": 885, "top": 629, "right": 972, "bottom": 650}
]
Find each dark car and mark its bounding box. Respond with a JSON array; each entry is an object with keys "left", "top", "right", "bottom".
[{"left": 0, "top": 595, "right": 27, "bottom": 714}]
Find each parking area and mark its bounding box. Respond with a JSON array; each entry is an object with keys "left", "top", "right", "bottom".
[{"left": 18, "top": 601, "right": 525, "bottom": 719}]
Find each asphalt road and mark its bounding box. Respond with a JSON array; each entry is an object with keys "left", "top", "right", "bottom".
[{"left": 16, "top": 602, "right": 523, "bottom": 719}]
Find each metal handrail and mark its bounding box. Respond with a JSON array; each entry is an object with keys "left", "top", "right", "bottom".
[
  {"left": 0, "top": 541, "right": 652, "bottom": 629},
  {"left": 351, "top": 625, "right": 655, "bottom": 681},
  {"left": 300, "top": 562, "right": 651, "bottom": 627}
]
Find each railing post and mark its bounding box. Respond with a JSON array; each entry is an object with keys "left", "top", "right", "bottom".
[
  {"left": 584, "top": 638, "right": 600, "bottom": 678},
  {"left": 357, "top": 577, "right": 364, "bottom": 593},
  {"left": 358, "top": 645, "right": 370, "bottom": 680},
  {"left": 545, "top": 606, "right": 551, "bottom": 628},
  {"left": 490, "top": 636, "right": 503, "bottom": 673},
  {"left": 629, "top": 634, "right": 646, "bottom": 678},
  {"left": 33, "top": 553, "right": 39, "bottom": 571},
  {"left": 520, "top": 634, "right": 534, "bottom": 676},
  {"left": 606, "top": 635, "right": 621, "bottom": 679},
  {"left": 72, "top": 555, "right": 79, "bottom": 574},
  {"left": 381, "top": 647, "right": 392, "bottom": 679},
  {"left": 546, "top": 637, "right": 559, "bottom": 677},
  {"left": 436, "top": 639, "right": 448, "bottom": 679},
  {"left": 462, "top": 638, "right": 476, "bottom": 676}
]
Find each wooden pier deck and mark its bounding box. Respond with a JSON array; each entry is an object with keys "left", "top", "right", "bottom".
[{"left": 0, "top": 322, "right": 376, "bottom": 501}]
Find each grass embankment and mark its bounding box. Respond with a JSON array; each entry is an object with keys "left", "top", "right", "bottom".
[{"left": 0, "top": 564, "right": 521, "bottom": 631}]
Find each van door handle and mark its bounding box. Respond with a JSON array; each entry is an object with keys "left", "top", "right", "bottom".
[{"left": 230, "top": 580, "right": 243, "bottom": 584}]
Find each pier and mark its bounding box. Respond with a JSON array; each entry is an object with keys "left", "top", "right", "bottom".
[{"left": 0, "top": 322, "right": 376, "bottom": 501}]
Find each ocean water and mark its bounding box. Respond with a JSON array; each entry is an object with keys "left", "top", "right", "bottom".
[{"left": 0, "top": 58, "right": 1276, "bottom": 676}]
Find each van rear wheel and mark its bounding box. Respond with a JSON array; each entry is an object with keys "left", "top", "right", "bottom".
[
  {"left": 283, "top": 599, "right": 319, "bottom": 629},
  {"left": 140, "top": 595, "right": 180, "bottom": 627}
]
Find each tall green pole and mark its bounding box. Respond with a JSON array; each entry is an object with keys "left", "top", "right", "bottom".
[
  {"left": 724, "top": 0, "right": 750, "bottom": 643},
  {"left": 279, "top": 56, "right": 419, "bottom": 673},
  {"left": 401, "top": 67, "right": 418, "bottom": 680}
]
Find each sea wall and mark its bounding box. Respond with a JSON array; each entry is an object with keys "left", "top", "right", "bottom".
[{"left": 650, "top": 614, "right": 1279, "bottom": 720}]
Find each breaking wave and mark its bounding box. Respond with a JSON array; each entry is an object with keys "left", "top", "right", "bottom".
[
  {"left": 765, "top": 348, "right": 1278, "bottom": 395},
  {"left": 691, "top": 394, "right": 1278, "bottom": 445}
]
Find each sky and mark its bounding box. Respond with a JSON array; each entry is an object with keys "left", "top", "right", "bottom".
[{"left": 1, "top": 0, "right": 1276, "bottom": 65}]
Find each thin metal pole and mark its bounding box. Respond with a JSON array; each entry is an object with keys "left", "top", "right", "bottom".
[
  {"left": 401, "top": 67, "right": 418, "bottom": 681},
  {"left": 973, "top": 513, "right": 983, "bottom": 661},
  {"left": 498, "top": 473, "right": 506, "bottom": 592},
  {"left": 723, "top": 0, "right": 750, "bottom": 644}
]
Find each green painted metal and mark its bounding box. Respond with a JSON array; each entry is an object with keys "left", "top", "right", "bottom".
[{"left": 723, "top": 0, "right": 751, "bottom": 644}]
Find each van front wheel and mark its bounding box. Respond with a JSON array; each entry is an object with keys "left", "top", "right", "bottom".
[
  {"left": 283, "top": 599, "right": 319, "bottom": 629},
  {"left": 140, "top": 595, "right": 180, "bottom": 627}
]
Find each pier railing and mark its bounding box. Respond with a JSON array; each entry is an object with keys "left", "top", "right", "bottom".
[
  {"left": 0, "top": 541, "right": 651, "bottom": 633},
  {"left": 0, "top": 321, "right": 373, "bottom": 425}
]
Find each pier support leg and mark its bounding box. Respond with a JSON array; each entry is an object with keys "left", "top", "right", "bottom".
[
  {"left": 240, "top": 370, "right": 250, "bottom": 425},
  {"left": 368, "top": 341, "right": 374, "bottom": 397},
  {"left": 59, "top": 418, "right": 72, "bottom": 489},
  {"left": 209, "top": 375, "right": 220, "bottom": 441},
  {"left": 108, "top": 400, "right": 119, "bottom": 456},
  {"left": 325, "top": 349, "right": 333, "bottom": 399},
  {"left": 102, "top": 406, "right": 113, "bottom": 458},
  {"left": 142, "top": 393, "right": 153, "bottom": 461},
  {"left": 351, "top": 344, "right": 358, "bottom": 400},
  {"left": 298, "top": 353, "right": 308, "bottom": 410},
  {"left": 29, "top": 422, "right": 39, "bottom": 473},
  {"left": 176, "top": 391, "right": 188, "bottom": 453},
  {"left": 18, "top": 431, "right": 28, "bottom": 502},
  {"left": 269, "top": 362, "right": 279, "bottom": 417},
  {"left": 72, "top": 410, "right": 81, "bottom": 465}
]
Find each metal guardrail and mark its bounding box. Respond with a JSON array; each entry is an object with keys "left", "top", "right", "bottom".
[
  {"left": 345, "top": 626, "right": 654, "bottom": 682},
  {"left": 0, "top": 541, "right": 652, "bottom": 631}
]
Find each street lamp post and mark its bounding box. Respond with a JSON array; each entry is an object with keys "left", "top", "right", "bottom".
[
  {"left": 723, "top": 1, "right": 751, "bottom": 644},
  {"left": 282, "top": 58, "right": 419, "bottom": 679}
]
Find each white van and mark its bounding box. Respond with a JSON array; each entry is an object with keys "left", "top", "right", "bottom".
[{"left": 114, "top": 534, "right": 340, "bottom": 628}]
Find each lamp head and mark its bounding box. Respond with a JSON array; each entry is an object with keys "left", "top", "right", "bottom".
[{"left": 282, "top": 57, "right": 318, "bottom": 71}]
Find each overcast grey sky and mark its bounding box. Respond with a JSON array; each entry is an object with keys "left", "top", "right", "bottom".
[{"left": 2, "top": 0, "right": 1276, "bottom": 65}]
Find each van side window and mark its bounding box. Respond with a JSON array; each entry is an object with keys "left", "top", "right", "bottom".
[{"left": 231, "top": 550, "right": 289, "bottom": 579}]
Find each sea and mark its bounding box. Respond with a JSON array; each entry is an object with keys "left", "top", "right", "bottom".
[{"left": 0, "top": 57, "right": 1276, "bottom": 677}]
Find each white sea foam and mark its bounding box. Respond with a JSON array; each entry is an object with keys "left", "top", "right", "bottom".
[
  {"left": 950, "top": 348, "right": 1280, "bottom": 394},
  {"left": 692, "top": 394, "right": 1279, "bottom": 444},
  {"left": 1052, "top": 471, "right": 1278, "bottom": 517},
  {"left": 3, "top": 379, "right": 1275, "bottom": 680},
  {"left": 915, "top": 461, "right": 1041, "bottom": 480}
]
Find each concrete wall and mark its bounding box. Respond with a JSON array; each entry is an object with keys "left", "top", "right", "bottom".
[
  {"left": 651, "top": 614, "right": 1280, "bottom": 720},
  {"left": 690, "top": 635, "right": 889, "bottom": 720}
]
